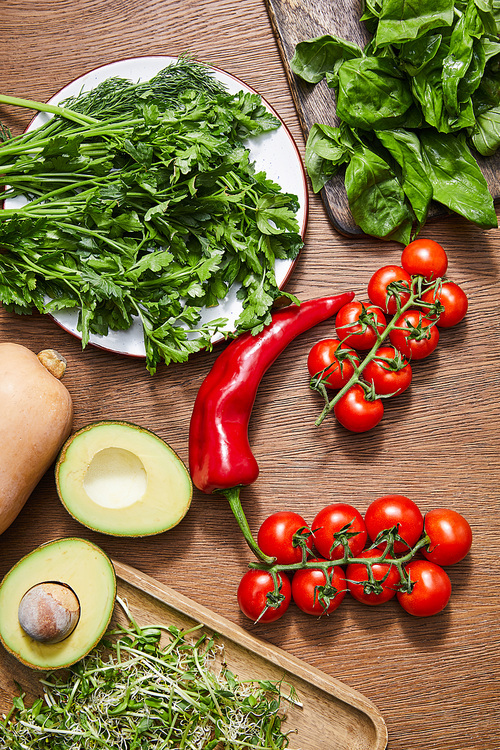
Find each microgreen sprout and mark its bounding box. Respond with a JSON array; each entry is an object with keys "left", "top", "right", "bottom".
[{"left": 0, "top": 596, "right": 296, "bottom": 749}]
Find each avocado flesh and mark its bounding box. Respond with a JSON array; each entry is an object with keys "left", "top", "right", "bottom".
[
  {"left": 0, "top": 538, "right": 116, "bottom": 670},
  {"left": 56, "top": 422, "right": 192, "bottom": 537}
]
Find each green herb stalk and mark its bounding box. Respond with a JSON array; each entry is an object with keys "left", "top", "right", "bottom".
[{"left": 0, "top": 58, "right": 303, "bottom": 373}]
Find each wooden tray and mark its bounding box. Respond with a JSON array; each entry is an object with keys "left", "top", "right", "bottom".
[
  {"left": 0, "top": 559, "right": 388, "bottom": 750},
  {"left": 264, "top": 0, "right": 500, "bottom": 237}
]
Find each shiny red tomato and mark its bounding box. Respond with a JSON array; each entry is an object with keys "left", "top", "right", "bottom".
[
  {"left": 364, "top": 495, "right": 424, "bottom": 555},
  {"left": 346, "top": 549, "right": 400, "bottom": 605},
  {"left": 397, "top": 560, "right": 451, "bottom": 617},
  {"left": 362, "top": 346, "right": 412, "bottom": 397},
  {"left": 312, "top": 503, "right": 367, "bottom": 561},
  {"left": 420, "top": 281, "right": 468, "bottom": 328},
  {"left": 237, "top": 569, "right": 291, "bottom": 623},
  {"left": 333, "top": 384, "right": 384, "bottom": 433},
  {"left": 307, "top": 338, "right": 360, "bottom": 390},
  {"left": 367, "top": 265, "right": 412, "bottom": 314},
  {"left": 401, "top": 238, "right": 448, "bottom": 280},
  {"left": 292, "top": 559, "right": 346, "bottom": 615},
  {"left": 257, "top": 511, "right": 313, "bottom": 565},
  {"left": 422, "top": 508, "right": 473, "bottom": 566},
  {"left": 335, "top": 301, "right": 386, "bottom": 350},
  {"left": 389, "top": 309, "right": 439, "bottom": 360}
]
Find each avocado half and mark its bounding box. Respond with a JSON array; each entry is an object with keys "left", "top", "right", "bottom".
[
  {"left": 0, "top": 537, "right": 116, "bottom": 670},
  {"left": 55, "top": 421, "right": 192, "bottom": 536}
]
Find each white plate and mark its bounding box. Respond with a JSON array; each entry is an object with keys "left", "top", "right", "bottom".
[{"left": 9, "top": 56, "right": 308, "bottom": 358}]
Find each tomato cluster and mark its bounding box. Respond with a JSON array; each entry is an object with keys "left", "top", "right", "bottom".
[
  {"left": 237, "top": 496, "right": 472, "bottom": 623},
  {"left": 308, "top": 239, "right": 468, "bottom": 432}
]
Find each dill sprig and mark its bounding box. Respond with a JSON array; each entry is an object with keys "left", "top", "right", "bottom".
[
  {"left": 0, "top": 598, "right": 295, "bottom": 749},
  {"left": 63, "top": 57, "right": 227, "bottom": 119}
]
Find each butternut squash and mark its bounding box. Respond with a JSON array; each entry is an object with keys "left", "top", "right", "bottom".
[{"left": 0, "top": 343, "right": 73, "bottom": 534}]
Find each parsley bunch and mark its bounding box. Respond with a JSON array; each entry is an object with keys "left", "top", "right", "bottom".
[{"left": 0, "top": 59, "right": 303, "bottom": 373}]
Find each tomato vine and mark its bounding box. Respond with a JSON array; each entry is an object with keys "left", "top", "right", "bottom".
[
  {"left": 308, "top": 241, "right": 468, "bottom": 431},
  {"left": 237, "top": 498, "right": 472, "bottom": 623}
]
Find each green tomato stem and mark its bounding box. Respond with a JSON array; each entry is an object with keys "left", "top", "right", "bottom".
[{"left": 248, "top": 532, "right": 432, "bottom": 578}]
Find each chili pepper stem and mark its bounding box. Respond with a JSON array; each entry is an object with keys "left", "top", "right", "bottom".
[{"left": 222, "top": 487, "right": 276, "bottom": 564}]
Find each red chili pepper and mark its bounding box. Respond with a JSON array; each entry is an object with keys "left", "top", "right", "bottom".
[{"left": 189, "top": 291, "right": 354, "bottom": 561}]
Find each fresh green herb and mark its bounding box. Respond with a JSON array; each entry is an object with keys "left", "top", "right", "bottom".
[
  {"left": 0, "top": 597, "right": 297, "bottom": 749},
  {"left": 290, "top": 0, "right": 500, "bottom": 243},
  {"left": 0, "top": 58, "right": 302, "bottom": 373}
]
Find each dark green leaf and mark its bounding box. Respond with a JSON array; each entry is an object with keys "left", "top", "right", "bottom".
[
  {"left": 344, "top": 144, "right": 414, "bottom": 243},
  {"left": 375, "top": 128, "right": 432, "bottom": 225},
  {"left": 420, "top": 129, "right": 498, "bottom": 227},
  {"left": 290, "top": 35, "right": 363, "bottom": 84},
  {"left": 375, "top": 0, "right": 455, "bottom": 46},
  {"left": 471, "top": 105, "right": 500, "bottom": 154},
  {"left": 336, "top": 57, "right": 414, "bottom": 130},
  {"left": 304, "top": 123, "right": 351, "bottom": 192}
]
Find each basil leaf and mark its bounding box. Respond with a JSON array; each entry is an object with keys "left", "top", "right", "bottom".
[
  {"left": 470, "top": 105, "right": 500, "bottom": 154},
  {"left": 410, "top": 37, "right": 477, "bottom": 132},
  {"left": 344, "top": 144, "right": 414, "bottom": 243},
  {"left": 375, "top": 129, "right": 432, "bottom": 227},
  {"left": 420, "top": 129, "right": 498, "bottom": 227},
  {"left": 304, "top": 123, "right": 351, "bottom": 192},
  {"left": 337, "top": 57, "right": 414, "bottom": 129},
  {"left": 290, "top": 35, "right": 362, "bottom": 84},
  {"left": 375, "top": 0, "right": 455, "bottom": 46},
  {"left": 442, "top": 1, "right": 484, "bottom": 116}
]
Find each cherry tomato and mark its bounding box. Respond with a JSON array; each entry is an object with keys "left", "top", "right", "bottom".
[
  {"left": 292, "top": 559, "right": 347, "bottom": 615},
  {"left": 420, "top": 281, "right": 468, "bottom": 328},
  {"left": 307, "top": 338, "right": 360, "bottom": 390},
  {"left": 401, "top": 238, "right": 448, "bottom": 280},
  {"left": 312, "top": 503, "right": 367, "bottom": 560},
  {"left": 397, "top": 560, "right": 451, "bottom": 617},
  {"left": 346, "top": 549, "right": 400, "bottom": 605},
  {"left": 364, "top": 495, "right": 424, "bottom": 555},
  {"left": 367, "top": 265, "right": 412, "bottom": 314},
  {"left": 257, "top": 511, "right": 313, "bottom": 565},
  {"left": 389, "top": 309, "right": 439, "bottom": 360},
  {"left": 333, "top": 384, "right": 384, "bottom": 433},
  {"left": 362, "top": 346, "right": 412, "bottom": 397},
  {"left": 237, "top": 569, "right": 291, "bottom": 623},
  {"left": 422, "top": 508, "right": 473, "bottom": 566},
  {"left": 335, "top": 301, "right": 386, "bottom": 350}
]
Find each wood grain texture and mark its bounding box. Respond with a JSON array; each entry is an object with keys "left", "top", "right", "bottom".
[
  {"left": 0, "top": 2, "right": 499, "bottom": 749},
  {"left": 264, "top": 0, "right": 500, "bottom": 236}
]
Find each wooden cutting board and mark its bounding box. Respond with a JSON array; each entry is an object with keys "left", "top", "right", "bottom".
[
  {"left": 0, "top": 559, "right": 388, "bottom": 750},
  {"left": 264, "top": 0, "right": 500, "bottom": 237}
]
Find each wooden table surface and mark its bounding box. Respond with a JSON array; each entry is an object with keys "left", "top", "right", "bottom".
[{"left": 0, "top": 2, "right": 499, "bottom": 749}]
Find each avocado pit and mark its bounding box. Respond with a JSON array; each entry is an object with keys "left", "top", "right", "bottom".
[
  {"left": 0, "top": 537, "right": 116, "bottom": 670},
  {"left": 18, "top": 581, "right": 80, "bottom": 644}
]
